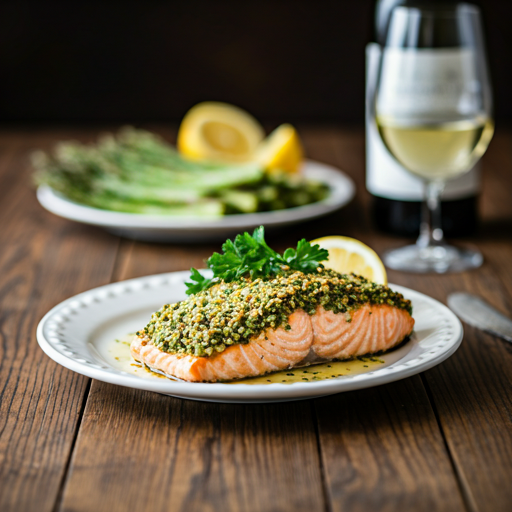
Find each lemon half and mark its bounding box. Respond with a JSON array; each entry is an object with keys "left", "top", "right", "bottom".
[
  {"left": 256, "top": 124, "right": 304, "bottom": 173},
  {"left": 177, "top": 102, "right": 265, "bottom": 162},
  {"left": 312, "top": 236, "right": 387, "bottom": 285}
]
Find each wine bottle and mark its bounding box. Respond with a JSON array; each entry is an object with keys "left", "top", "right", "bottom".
[{"left": 366, "top": 0, "right": 483, "bottom": 237}]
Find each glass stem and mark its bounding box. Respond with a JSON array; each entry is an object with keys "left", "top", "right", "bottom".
[{"left": 417, "top": 180, "right": 446, "bottom": 249}]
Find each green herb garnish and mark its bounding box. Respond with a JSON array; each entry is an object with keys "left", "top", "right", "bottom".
[{"left": 185, "top": 226, "right": 329, "bottom": 295}]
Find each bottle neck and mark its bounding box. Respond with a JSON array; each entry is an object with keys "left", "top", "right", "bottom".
[
  {"left": 375, "top": 0, "right": 473, "bottom": 45},
  {"left": 375, "top": 0, "right": 406, "bottom": 45}
]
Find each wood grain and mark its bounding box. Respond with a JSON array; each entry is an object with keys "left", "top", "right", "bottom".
[
  {"left": 0, "top": 131, "right": 120, "bottom": 512},
  {"left": 2, "top": 127, "right": 512, "bottom": 512},
  {"left": 59, "top": 127, "right": 467, "bottom": 512},
  {"left": 315, "top": 378, "right": 467, "bottom": 512},
  {"left": 59, "top": 383, "right": 325, "bottom": 512},
  {"left": 382, "top": 266, "right": 512, "bottom": 512},
  {"left": 306, "top": 128, "right": 469, "bottom": 511},
  {"left": 58, "top": 235, "right": 326, "bottom": 512},
  {"left": 360, "top": 130, "right": 512, "bottom": 512}
]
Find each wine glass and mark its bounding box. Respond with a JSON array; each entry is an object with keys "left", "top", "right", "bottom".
[{"left": 374, "top": 4, "right": 494, "bottom": 273}]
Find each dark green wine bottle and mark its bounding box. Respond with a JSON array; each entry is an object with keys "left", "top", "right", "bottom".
[{"left": 368, "top": 0, "right": 481, "bottom": 237}]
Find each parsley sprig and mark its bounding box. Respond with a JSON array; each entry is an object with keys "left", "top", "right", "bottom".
[{"left": 185, "top": 226, "right": 329, "bottom": 295}]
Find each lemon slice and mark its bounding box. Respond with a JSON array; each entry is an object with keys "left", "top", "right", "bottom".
[
  {"left": 256, "top": 123, "right": 304, "bottom": 173},
  {"left": 177, "top": 102, "right": 265, "bottom": 162},
  {"left": 312, "top": 236, "right": 387, "bottom": 285}
]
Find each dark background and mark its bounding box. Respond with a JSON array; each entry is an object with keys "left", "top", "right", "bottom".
[{"left": 1, "top": 0, "right": 511, "bottom": 126}]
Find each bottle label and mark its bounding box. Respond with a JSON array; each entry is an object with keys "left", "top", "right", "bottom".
[
  {"left": 377, "top": 47, "right": 480, "bottom": 117},
  {"left": 366, "top": 43, "right": 480, "bottom": 201}
]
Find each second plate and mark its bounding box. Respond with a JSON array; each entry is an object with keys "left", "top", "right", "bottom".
[{"left": 37, "top": 160, "right": 355, "bottom": 242}]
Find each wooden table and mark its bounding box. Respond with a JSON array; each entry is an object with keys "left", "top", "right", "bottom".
[{"left": 1, "top": 127, "right": 511, "bottom": 512}]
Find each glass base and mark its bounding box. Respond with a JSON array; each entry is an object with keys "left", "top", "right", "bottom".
[{"left": 383, "top": 244, "right": 483, "bottom": 273}]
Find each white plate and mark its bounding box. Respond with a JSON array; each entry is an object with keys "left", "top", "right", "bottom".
[
  {"left": 37, "top": 271, "right": 463, "bottom": 403},
  {"left": 36, "top": 160, "right": 355, "bottom": 242}
]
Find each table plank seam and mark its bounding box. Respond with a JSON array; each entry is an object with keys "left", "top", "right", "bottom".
[
  {"left": 49, "top": 236, "right": 124, "bottom": 512},
  {"left": 420, "top": 373, "right": 477, "bottom": 512},
  {"left": 313, "top": 402, "right": 334, "bottom": 512},
  {"left": 51, "top": 378, "right": 92, "bottom": 512}
]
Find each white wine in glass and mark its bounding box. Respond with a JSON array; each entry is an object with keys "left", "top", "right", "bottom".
[
  {"left": 374, "top": 4, "right": 494, "bottom": 273},
  {"left": 377, "top": 115, "right": 493, "bottom": 180}
]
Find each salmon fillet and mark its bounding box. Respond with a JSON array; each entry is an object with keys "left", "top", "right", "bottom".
[
  {"left": 131, "top": 304, "right": 414, "bottom": 382},
  {"left": 311, "top": 304, "right": 414, "bottom": 360}
]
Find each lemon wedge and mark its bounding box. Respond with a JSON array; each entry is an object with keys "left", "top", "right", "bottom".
[
  {"left": 177, "top": 102, "right": 265, "bottom": 162},
  {"left": 256, "top": 123, "right": 304, "bottom": 173},
  {"left": 312, "top": 236, "right": 387, "bottom": 285}
]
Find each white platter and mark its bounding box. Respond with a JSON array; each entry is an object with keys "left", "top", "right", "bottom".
[
  {"left": 37, "top": 271, "right": 463, "bottom": 403},
  {"left": 36, "top": 160, "right": 355, "bottom": 242}
]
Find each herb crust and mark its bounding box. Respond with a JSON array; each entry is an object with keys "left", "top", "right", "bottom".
[{"left": 136, "top": 269, "right": 412, "bottom": 357}]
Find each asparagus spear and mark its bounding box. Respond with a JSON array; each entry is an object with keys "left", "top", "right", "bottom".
[{"left": 33, "top": 127, "right": 328, "bottom": 216}]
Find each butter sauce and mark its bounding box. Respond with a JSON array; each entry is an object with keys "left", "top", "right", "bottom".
[
  {"left": 106, "top": 335, "right": 385, "bottom": 384},
  {"left": 229, "top": 357, "right": 385, "bottom": 384},
  {"left": 107, "top": 335, "right": 166, "bottom": 380}
]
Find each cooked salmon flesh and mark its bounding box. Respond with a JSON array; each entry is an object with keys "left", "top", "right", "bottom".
[{"left": 131, "top": 304, "right": 414, "bottom": 382}]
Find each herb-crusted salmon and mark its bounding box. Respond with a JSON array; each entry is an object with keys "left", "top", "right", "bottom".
[{"left": 130, "top": 228, "right": 414, "bottom": 382}]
